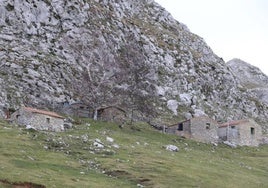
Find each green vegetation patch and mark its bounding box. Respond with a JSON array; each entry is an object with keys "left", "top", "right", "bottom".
[{"left": 0, "top": 118, "right": 267, "bottom": 188}]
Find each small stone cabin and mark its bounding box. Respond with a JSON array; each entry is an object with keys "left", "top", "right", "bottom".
[
  {"left": 70, "top": 102, "right": 92, "bottom": 118},
  {"left": 167, "top": 116, "right": 219, "bottom": 143},
  {"left": 62, "top": 102, "right": 92, "bottom": 118},
  {"left": 218, "top": 119, "right": 262, "bottom": 146},
  {"left": 97, "top": 106, "right": 126, "bottom": 123},
  {"left": 10, "top": 107, "right": 64, "bottom": 132}
]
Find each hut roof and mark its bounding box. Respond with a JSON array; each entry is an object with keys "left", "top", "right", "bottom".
[
  {"left": 168, "top": 115, "right": 218, "bottom": 127},
  {"left": 23, "top": 107, "right": 64, "bottom": 119},
  {"left": 219, "top": 119, "right": 250, "bottom": 128}
]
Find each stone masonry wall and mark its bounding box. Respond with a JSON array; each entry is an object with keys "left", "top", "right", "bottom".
[
  {"left": 11, "top": 108, "right": 64, "bottom": 132},
  {"left": 235, "top": 120, "right": 262, "bottom": 146},
  {"left": 218, "top": 119, "right": 262, "bottom": 146},
  {"left": 190, "top": 117, "right": 219, "bottom": 143}
]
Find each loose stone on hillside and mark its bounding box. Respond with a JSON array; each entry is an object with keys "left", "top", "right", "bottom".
[{"left": 165, "top": 144, "right": 179, "bottom": 152}]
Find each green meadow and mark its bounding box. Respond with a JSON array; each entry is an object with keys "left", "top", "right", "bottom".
[{"left": 0, "top": 118, "right": 267, "bottom": 188}]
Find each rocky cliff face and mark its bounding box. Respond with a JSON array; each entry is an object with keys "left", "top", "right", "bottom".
[
  {"left": 227, "top": 58, "right": 268, "bottom": 106},
  {"left": 0, "top": 0, "right": 267, "bottom": 133}
]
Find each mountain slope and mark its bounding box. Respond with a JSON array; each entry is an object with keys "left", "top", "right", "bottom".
[
  {"left": 0, "top": 0, "right": 267, "bottom": 133},
  {"left": 227, "top": 58, "right": 268, "bottom": 105},
  {"left": 227, "top": 58, "right": 268, "bottom": 89}
]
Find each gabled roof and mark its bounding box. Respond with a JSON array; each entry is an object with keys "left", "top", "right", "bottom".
[
  {"left": 98, "top": 106, "right": 126, "bottom": 112},
  {"left": 22, "top": 107, "right": 64, "bottom": 119},
  {"left": 191, "top": 115, "right": 219, "bottom": 123},
  {"left": 168, "top": 115, "right": 218, "bottom": 127},
  {"left": 219, "top": 119, "right": 250, "bottom": 128}
]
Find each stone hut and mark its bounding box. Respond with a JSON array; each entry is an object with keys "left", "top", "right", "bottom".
[
  {"left": 218, "top": 119, "right": 262, "bottom": 146},
  {"left": 97, "top": 106, "right": 126, "bottom": 123},
  {"left": 167, "top": 116, "right": 219, "bottom": 143},
  {"left": 10, "top": 107, "right": 64, "bottom": 132},
  {"left": 69, "top": 102, "right": 92, "bottom": 118},
  {"left": 61, "top": 102, "right": 92, "bottom": 118}
]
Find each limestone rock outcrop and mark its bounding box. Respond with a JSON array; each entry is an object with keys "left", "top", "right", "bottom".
[
  {"left": 0, "top": 0, "right": 267, "bottom": 133},
  {"left": 227, "top": 58, "right": 268, "bottom": 105}
]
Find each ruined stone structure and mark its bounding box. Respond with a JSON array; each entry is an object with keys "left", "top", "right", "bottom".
[
  {"left": 167, "top": 116, "right": 219, "bottom": 143},
  {"left": 62, "top": 102, "right": 92, "bottom": 118},
  {"left": 98, "top": 106, "right": 126, "bottom": 124},
  {"left": 218, "top": 119, "right": 262, "bottom": 146},
  {"left": 10, "top": 107, "right": 64, "bottom": 132}
]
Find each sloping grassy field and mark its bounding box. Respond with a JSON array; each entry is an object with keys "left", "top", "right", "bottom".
[{"left": 0, "top": 118, "right": 267, "bottom": 188}]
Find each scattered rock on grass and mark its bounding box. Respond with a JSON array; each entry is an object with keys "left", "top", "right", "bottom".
[
  {"left": 26, "top": 124, "right": 36, "bottom": 130},
  {"left": 166, "top": 145, "right": 179, "bottom": 152},
  {"left": 93, "top": 142, "right": 104, "bottom": 148},
  {"left": 106, "top": 136, "right": 114, "bottom": 143},
  {"left": 223, "top": 141, "right": 237, "bottom": 148},
  {"left": 94, "top": 139, "right": 104, "bottom": 148},
  {"left": 112, "top": 144, "right": 120, "bottom": 149}
]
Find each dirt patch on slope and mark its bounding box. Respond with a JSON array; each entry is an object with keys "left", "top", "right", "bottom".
[{"left": 0, "top": 179, "right": 46, "bottom": 188}]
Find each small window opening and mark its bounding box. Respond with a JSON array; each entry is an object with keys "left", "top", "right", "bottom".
[
  {"left": 178, "top": 123, "right": 183, "bottom": 131},
  {"left": 16, "top": 114, "right": 20, "bottom": 119},
  {"left": 231, "top": 126, "right": 235, "bottom": 129},
  {"left": 46, "top": 118, "right": 50, "bottom": 124},
  {"left": 250, "top": 127, "right": 255, "bottom": 135},
  {"left": 206, "top": 123, "right": 210, "bottom": 129}
]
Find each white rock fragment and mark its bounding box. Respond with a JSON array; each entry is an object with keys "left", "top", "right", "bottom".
[
  {"left": 144, "top": 142, "right": 149, "bottom": 146},
  {"left": 95, "top": 138, "right": 102, "bottom": 143},
  {"left": 93, "top": 142, "right": 104, "bottom": 148},
  {"left": 112, "top": 144, "right": 120, "bottom": 149},
  {"left": 106, "top": 136, "right": 114, "bottom": 143},
  {"left": 223, "top": 141, "right": 237, "bottom": 148},
  {"left": 27, "top": 156, "right": 35, "bottom": 161},
  {"left": 26, "top": 124, "right": 36, "bottom": 130},
  {"left": 94, "top": 139, "right": 104, "bottom": 148},
  {"left": 166, "top": 145, "right": 179, "bottom": 152},
  {"left": 81, "top": 134, "right": 88, "bottom": 142}
]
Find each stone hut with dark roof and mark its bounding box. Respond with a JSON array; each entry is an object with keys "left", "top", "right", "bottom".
[
  {"left": 10, "top": 107, "right": 64, "bottom": 132},
  {"left": 218, "top": 119, "right": 262, "bottom": 146},
  {"left": 167, "top": 116, "right": 219, "bottom": 143}
]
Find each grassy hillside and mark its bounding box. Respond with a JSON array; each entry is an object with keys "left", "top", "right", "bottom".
[{"left": 0, "top": 118, "right": 267, "bottom": 188}]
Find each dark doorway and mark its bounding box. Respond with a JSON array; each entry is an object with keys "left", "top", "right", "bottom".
[{"left": 178, "top": 123, "right": 183, "bottom": 131}]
